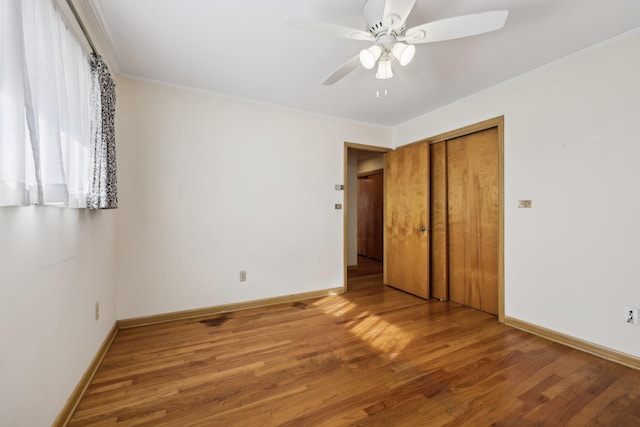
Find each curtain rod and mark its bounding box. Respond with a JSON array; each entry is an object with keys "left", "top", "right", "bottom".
[{"left": 65, "top": 0, "right": 98, "bottom": 57}]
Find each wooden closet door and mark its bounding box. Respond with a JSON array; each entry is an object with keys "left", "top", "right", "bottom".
[
  {"left": 384, "top": 142, "right": 430, "bottom": 299},
  {"left": 447, "top": 128, "right": 499, "bottom": 315},
  {"left": 430, "top": 142, "right": 448, "bottom": 301}
]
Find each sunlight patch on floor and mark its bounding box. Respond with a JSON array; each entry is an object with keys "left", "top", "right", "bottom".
[{"left": 313, "top": 296, "right": 413, "bottom": 359}]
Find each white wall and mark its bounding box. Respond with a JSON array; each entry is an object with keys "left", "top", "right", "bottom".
[
  {"left": 0, "top": 207, "right": 116, "bottom": 426},
  {"left": 358, "top": 154, "right": 385, "bottom": 174},
  {"left": 394, "top": 30, "right": 640, "bottom": 357},
  {"left": 115, "top": 78, "right": 392, "bottom": 319}
]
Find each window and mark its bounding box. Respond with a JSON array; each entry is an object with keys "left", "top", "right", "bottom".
[{"left": 0, "top": 0, "right": 114, "bottom": 208}]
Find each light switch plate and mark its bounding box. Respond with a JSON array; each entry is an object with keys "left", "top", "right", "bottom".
[{"left": 518, "top": 200, "right": 532, "bottom": 208}]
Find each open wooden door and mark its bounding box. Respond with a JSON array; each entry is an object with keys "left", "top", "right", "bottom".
[{"left": 384, "top": 142, "right": 430, "bottom": 299}]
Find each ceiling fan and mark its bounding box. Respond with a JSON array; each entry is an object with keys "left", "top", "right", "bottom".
[{"left": 285, "top": 0, "right": 508, "bottom": 85}]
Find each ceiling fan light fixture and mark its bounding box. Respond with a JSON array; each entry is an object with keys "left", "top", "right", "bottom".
[
  {"left": 359, "top": 45, "right": 383, "bottom": 69},
  {"left": 375, "top": 58, "right": 393, "bottom": 80},
  {"left": 391, "top": 42, "right": 416, "bottom": 66}
]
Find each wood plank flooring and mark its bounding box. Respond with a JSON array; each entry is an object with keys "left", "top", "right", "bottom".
[{"left": 69, "top": 257, "right": 640, "bottom": 426}]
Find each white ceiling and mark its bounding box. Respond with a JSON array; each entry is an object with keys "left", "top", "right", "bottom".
[{"left": 87, "top": 0, "right": 640, "bottom": 127}]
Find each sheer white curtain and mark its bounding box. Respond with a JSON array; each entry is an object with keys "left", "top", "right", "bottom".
[
  {"left": 0, "top": 0, "right": 93, "bottom": 207},
  {"left": 0, "top": 0, "right": 31, "bottom": 205}
]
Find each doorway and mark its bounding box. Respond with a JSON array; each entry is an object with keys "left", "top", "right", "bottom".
[{"left": 344, "top": 143, "right": 390, "bottom": 291}]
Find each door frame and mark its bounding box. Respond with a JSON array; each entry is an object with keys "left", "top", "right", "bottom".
[
  {"left": 414, "top": 116, "right": 505, "bottom": 322},
  {"left": 343, "top": 142, "right": 391, "bottom": 292}
]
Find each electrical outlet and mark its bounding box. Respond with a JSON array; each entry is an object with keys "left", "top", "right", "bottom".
[
  {"left": 624, "top": 306, "right": 639, "bottom": 325},
  {"left": 240, "top": 270, "right": 247, "bottom": 282},
  {"left": 95, "top": 301, "right": 100, "bottom": 321}
]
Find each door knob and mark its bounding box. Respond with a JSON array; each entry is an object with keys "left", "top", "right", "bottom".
[{"left": 418, "top": 226, "right": 427, "bottom": 232}]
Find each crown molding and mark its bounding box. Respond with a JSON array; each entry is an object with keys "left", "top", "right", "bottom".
[{"left": 70, "top": 0, "right": 121, "bottom": 75}]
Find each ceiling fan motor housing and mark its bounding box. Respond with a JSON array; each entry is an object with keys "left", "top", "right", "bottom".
[{"left": 363, "top": 0, "right": 405, "bottom": 38}]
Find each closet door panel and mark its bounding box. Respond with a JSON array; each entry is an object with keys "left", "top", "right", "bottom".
[
  {"left": 430, "top": 142, "right": 448, "bottom": 301},
  {"left": 447, "top": 128, "right": 499, "bottom": 315}
]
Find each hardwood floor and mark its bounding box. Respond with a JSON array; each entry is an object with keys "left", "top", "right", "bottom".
[{"left": 69, "top": 258, "right": 640, "bottom": 426}]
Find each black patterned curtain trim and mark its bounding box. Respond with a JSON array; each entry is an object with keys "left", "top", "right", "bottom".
[{"left": 88, "top": 54, "right": 118, "bottom": 209}]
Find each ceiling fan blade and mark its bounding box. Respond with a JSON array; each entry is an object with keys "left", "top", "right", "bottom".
[
  {"left": 284, "top": 17, "right": 374, "bottom": 41},
  {"left": 382, "top": 0, "right": 416, "bottom": 30},
  {"left": 401, "top": 10, "right": 508, "bottom": 44},
  {"left": 322, "top": 55, "right": 361, "bottom": 85}
]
